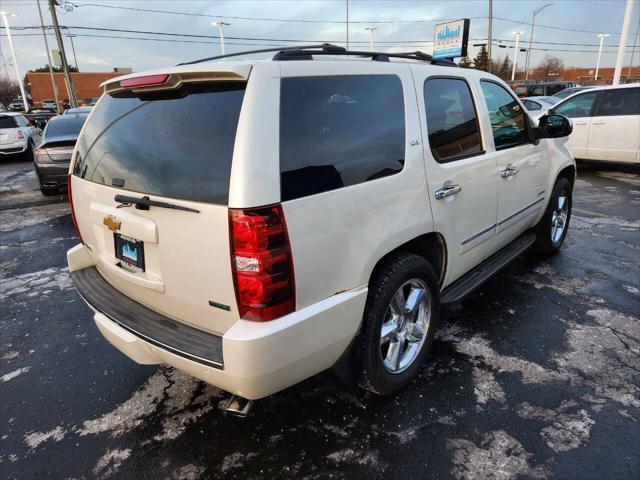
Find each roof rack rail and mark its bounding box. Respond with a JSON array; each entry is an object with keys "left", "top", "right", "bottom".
[{"left": 177, "top": 43, "right": 458, "bottom": 67}]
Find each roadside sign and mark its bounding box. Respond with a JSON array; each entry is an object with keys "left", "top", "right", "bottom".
[
  {"left": 51, "top": 49, "right": 62, "bottom": 67},
  {"left": 433, "top": 19, "right": 470, "bottom": 59}
]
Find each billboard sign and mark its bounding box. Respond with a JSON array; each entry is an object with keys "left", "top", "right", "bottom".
[{"left": 433, "top": 19, "right": 470, "bottom": 59}]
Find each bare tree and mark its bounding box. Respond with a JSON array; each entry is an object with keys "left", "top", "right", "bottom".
[
  {"left": 537, "top": 55, "right": 565, "bottom": 81},
  {"left": 0, "top": 78, "right": 21, "bottom": 108}
]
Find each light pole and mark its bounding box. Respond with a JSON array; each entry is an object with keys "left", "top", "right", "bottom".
[
  {"left": 211, "top": 21, "right": 230, "bottom": 56},
  {"left": 48, "top": 0, "right": 77, "bottom": 108},
  {"left": 67, "top": 33, "right": 78, "bottom": 70},
  {"left": 595, "top": 33, "right": 610, "bottom": 80},
  {"left": 365, "top": 27, "right": 377, "bottom": 51},
  {"left": 525, "top": 3, "right": 552, "bottom": 80},
  {"left": 511, "top": 31, "right": 524, "bottom": 81},
  {"left": 37, "top": 0, "right": 61, "bottom": 113},
  {"left": 613, "top": 0, "right": 634, "bottom": 85},
  {"left": 0, "top": 11, "right": 29, "bottom": 112},
  {"left": 487, "top": 0, "right": 493, "bottom": 73}
]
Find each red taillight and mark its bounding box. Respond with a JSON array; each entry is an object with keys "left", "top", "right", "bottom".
[
  {"left": 67, "top": 174, "right": 83, "bottom": 243},
  {"left": 229, "top": 205, "right": 295, "bottom": 321},
  {"left": 120, "top": 74, "right": 169, "bottom": 89}
]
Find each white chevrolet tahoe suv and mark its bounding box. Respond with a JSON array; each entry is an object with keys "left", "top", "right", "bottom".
[{"left": 67, "top": 45, "right": 575, "bottom": 401}]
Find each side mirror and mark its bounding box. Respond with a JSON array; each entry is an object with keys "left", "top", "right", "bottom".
[{"left": 538, "top": 114, "right": 572, "bottom": 138}]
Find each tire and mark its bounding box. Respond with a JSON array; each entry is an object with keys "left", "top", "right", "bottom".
[
  {"left": 40, "top": 185, "right": 59, "bottom": 196},
  {"left": 357, "top": 252, "right": 440, "bottom": 395},
  {"left": 23, "top": 141, "right": 35, "bottom": 162},
  {"left": 534, "top": 177, "right": 572, "bottom": 255}
]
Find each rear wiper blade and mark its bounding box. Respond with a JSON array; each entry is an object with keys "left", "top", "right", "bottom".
[{"left": 114, "top": 194, "right": 200, "bottom": 213}]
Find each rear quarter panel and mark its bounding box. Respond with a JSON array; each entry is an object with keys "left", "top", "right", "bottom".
[{"left": 275, "top": 61, "right": 434, "bottom": 310}]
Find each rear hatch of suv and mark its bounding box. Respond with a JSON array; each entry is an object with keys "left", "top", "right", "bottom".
[{"left": 70, "top": 73, "right": 248, "bottom": 335}]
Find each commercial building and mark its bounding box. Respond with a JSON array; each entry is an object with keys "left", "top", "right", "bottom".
[
  {"left": 26, "top": 71, "right": 130, "bottom": 106},
  {"left": 525, "top": 66, "right": 640, "bottom": 84}
]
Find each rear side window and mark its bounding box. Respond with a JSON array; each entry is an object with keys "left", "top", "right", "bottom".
[
  {"left": 595, "top": 88, "right": 640, "bottom": 116},
  {"left": 0, "top": 116, "right": 18, "bottom": 128},
  {"left": 522, "top": 100, "right": 541, "bottom": 111},
  {"left": 553, "top": 92, "right": 598, "bottom": 118},
  {"left": 74, "top": 82, "right": 245, "bottom": 205},
  {"left": 424, "top": 78, "right": 483, "bottom": 162},
  {"left": 280, "top": 75, "right": 405, "bottom": 202},
  {"left": 480, "top": 80, "right": 528, "bottom": 150}
]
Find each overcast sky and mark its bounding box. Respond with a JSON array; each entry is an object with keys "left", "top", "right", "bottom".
[{"left": 1, "top": 0, "right": 638, "bottom": 78}]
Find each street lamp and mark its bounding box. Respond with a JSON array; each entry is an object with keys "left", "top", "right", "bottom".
[
  {"left": 595, "top": 33, "right": 610, "bottom": 80},
  {"left": 0, "top": 11, "right": 29, "bottom": 112},
  {"left": 524, "top": 3, "right": 552, "bottom": 80},
  {"left": 511, "top": 31, "right": 525, "bottom": 81},
  {"left": 365, "top": 27, "right": 378, "bottom": 51},
  {"left": 211, "top": 21, "right": 230, "bottom": 56},
  {"left": 67, "top": 33, "right": 78, "bottom": 70}
]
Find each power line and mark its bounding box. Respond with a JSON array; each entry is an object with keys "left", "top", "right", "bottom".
[
  {"left": 2, "top": 32, "right": 637, "bottom": 55},
  {"left": 69, "top": 1, "right": 623, "bottom": 35}
]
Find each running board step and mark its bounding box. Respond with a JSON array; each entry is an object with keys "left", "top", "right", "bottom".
[{"left": 441, "top": 233, "right": 536, "bottom": 304}]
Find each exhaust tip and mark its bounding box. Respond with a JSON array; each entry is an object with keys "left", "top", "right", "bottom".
[{"left": 219, "top": 395, "right": 253, "bottom": 417}]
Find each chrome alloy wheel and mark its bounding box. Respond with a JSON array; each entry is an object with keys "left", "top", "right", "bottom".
[
  {"left": 380, "top": 279, "right": 431, "bottom": 374},
  {"left": 550, "top": 193, "right": 569, "bottom": 245}
]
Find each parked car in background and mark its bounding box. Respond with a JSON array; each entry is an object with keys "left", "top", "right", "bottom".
[
  {"left": 24, "top": 108, "right": 58, "bottom": 130},
  {"left": 66, "top": 48, "right": 575, "bottom": 403},
  {"left": 552, "top": 86, "right": 594, "bottom": 100},
  {"left": 64, "top": 106, "right": 93, "bottom": 115},
  {"left": 0, "top": 112, "right": 41, "bottom": 159},
  {"left": 62, "top": 99, "right": 71, "bottom": 110},
  {"left": 34, "top": 113, "right": 88, "bottom": 195},
  {"left": 550, "top": 84, "right": 640, "bottom": 164},
  {"left": 82, "top": 97, "right": 100, "bottom": 106},
  {"left": 521, "top": 96, "right": 559, "bottom": 118},
  {"left": 514, "top": 81, "right": 578, "bottom": 98},
  {"left": 8, "top": 97, "right": 32, "bottom": 112},
  {"left": 42, "top": 99, "right": 58, "bottom": 110}
]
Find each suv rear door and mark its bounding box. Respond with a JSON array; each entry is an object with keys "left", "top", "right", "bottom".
[
  {"left": 71, "top": 73, "right": 249, "bottom": 335},
  {"left": 413, "top": 72, "right": 498, "bottom": 285},
  {"left": 587, "top": 87, "right": 640, "bottom": 162}
]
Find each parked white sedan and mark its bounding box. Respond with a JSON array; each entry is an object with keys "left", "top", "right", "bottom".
[{"left": 549, "top": 84, "right": 639, "bottom": 164}]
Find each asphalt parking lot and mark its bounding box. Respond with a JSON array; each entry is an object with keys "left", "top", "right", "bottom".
[{"left": 0, "top": 158, "right": 638, "bottom": 480}]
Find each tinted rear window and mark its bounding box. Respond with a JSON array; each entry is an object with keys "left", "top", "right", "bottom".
[
  {"left": 280, "top": 75, "right": 405, "bottom": 202},
  {"left": 74, "top": 82, "right": 245, "bottom": 205},
  {"left": 0, "top": 116, "right": 18, "bottom": 128},
  {"left": 45, "top": 116, "right": 87, "bottom": 139}
]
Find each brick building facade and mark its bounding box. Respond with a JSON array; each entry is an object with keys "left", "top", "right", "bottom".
[
  {"left": 26, "top": 72, "right": 126, "bottom": 106},
  {"left": 522, "top": 66, "right": 640, "bottom": 84}
]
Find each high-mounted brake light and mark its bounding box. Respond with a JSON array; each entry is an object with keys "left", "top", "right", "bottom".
[
  {"left": 229, "top": 205, "right": 295, "bottom": 321},
  {"left": 120, "top": 74, "right": 169, "bottom": 89},
  {"left": 67, "top": 174, "right": 83, "bottom": 243}
]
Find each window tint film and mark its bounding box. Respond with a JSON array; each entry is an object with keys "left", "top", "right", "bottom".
[
  {"left": 0, "top": 116, "right": 18, "bottom": 129},
  {"left": 424, "top": 78, "right": 482, "bottom": 162},
  {"left": 280, "top": 75, "right": 405, "bottom": 202},
  {"left": 554, "top": 92, "right": 597, "bottom": 118},
  {"left": 73, "top": 82, "right": 245, "bottom": 205},
  {"left": 480, "top": 81, "right": 527, "bottom": 150},
  {"left": 522, "top": 100, "right": 541, "bottom": 111},
  {"left": 595, "top": 88, "right": 640, "bottom": 116}
]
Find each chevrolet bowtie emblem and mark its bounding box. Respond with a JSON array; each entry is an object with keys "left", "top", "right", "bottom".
[{"left": 103, "top": 215, "right": 121, "bottom": 232}]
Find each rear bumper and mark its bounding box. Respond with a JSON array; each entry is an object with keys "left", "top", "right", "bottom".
[
  {"left": 35, "top": 162, "right": 70, "bottom": 186},
  {"left": 67, "top": 244, "right": 367, "bottom": 399},
  {"left": 0, "top": 141, "right": 27, "bottom": 155}
]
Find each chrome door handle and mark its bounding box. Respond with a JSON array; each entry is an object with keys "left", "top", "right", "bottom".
[
  {"left": 435, "top": 184, "right": 462, "bottom": 200},
  {"left": 501, "top": 165, "right": 519, "bottom": 178},
  {"left": 574, "top": 121, "right": 587, "bottom": 125},
  {"left": 592, "top": 121, "right": 606, "bottom": 125}
]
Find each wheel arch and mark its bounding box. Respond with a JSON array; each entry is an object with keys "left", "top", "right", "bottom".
[{"left": 369, "top": 232, "right": 448, "bottom": 288}]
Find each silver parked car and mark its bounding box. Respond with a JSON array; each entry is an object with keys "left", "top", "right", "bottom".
[{"left": 0, "top": 112, "right": 41, "bottom": 160}]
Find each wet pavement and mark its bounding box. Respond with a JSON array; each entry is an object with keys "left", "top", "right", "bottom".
[{"left": 1, "top": 158, "right": 638, "bottom": 479}]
